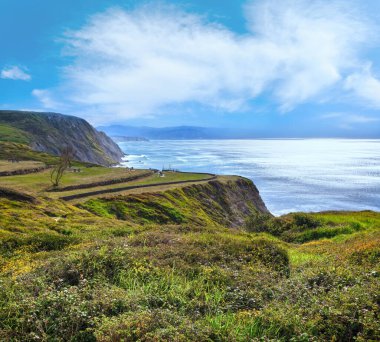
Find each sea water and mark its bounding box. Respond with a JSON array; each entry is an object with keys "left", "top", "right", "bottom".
[{"left": 118, "top": 139, "right": 380, "bottom": 215}]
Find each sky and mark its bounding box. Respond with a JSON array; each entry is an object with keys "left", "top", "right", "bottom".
[{"left": 1, "top": 0, "right": 380, "bottom": 137}]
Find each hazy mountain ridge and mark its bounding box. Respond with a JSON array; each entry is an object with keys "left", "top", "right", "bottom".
[
  {"left": 97, "top": 125, "right": 241, "bottom": 140},
  {"left": 0, "top": 110, "right": 124, "bottom": 166},
  {"left": 98, "top": 124, "right": 380, "bottom": 139}
]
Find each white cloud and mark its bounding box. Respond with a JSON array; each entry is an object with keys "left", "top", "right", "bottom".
[
  {"left": 321, "top": 112, "right": 379, "bottom": 122},
  {"left": 320, "top": 112, "right": 379, "bottom": 129},
  {"left": 345, "top": 64, "right": 380, "bottom": 108},
  {"left": 40, "top": 0, "right": 379, "bottom": 122},
  {"left": 1, "top": 66, "right": 31, "bottom": 81},
  {"left": 244, "top": 0, "right": 370, "bottom": 110},
  {"left": 345, "top": 114, "right": 379, "bottom": 123},
  {"left": 32, "top": 89, "right": 60, "bottom": 109}
]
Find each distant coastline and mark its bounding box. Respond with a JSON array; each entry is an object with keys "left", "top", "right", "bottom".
[
  {"left": 111, "top": 135, "right": 149, "bottom": 142},
  {"left": 99, "top": 124, "right": 380, "bottom": 140}
]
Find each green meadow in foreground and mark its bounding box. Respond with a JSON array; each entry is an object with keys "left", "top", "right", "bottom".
[{"left": 0, "top": 163, "right": 379, "bottom": 341}]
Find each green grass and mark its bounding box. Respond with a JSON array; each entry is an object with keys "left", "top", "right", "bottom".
[
  {"left": 1, "top": 166, "right": 212, "bottom": 199},
  {"left": 0, "top": 141, "right": 59, "bottom": 164},
  {"left": 128, "top": 171, "right": 213, "bottom": 184},
  {"left": 0, "top": 167, "right": 150, "bottom": 194},
  {"left": 287, "top": 249, "right": 326, "bottom": 266},
  {"left": 245, "top": 211, "right": 380, "bottom": 244},
  {"left": 55, "top": 171, "right": 214, "bottom": 200},
  {"left": 0, "top": 160, "right": 45, "bottom": 173},
  {"left": 0, "top": 124, "right": 30, "bottom": 144},
  {"left": 0, "top": 167, "right": 379, "bottom": 341},
  {"left": 78, "top": 177, "right": 248, "bottom": 227}
]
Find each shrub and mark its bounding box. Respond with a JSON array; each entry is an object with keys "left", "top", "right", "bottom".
[
  {"left": 245, "top": 212, "right": 289, "bottom": 236},
  {"left": 0, "top": 232, "right": 77, "bottom": 256},
  {"left": 292, "top": 213, "right": 321, "bottom": 230},
  {"left": 0, "top": 282, "right": 96, "bottom": 341},
  {"left": 95, "top": 310, "right": 212, "bottom": 341},
  {"left": 244, "top": 212, "right": 273, "bottom": 233}
]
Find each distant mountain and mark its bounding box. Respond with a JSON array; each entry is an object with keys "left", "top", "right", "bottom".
[
  {"left": 0, "top": 110, "right": 124, "bottom": 166},
  {"left": 111, "top": 136, "right": 149, "bottom": 142},
  {"left": 97, "top": 125, "right": 240, "bottom": 140}
]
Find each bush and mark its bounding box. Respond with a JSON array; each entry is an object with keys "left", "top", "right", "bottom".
[
  {"left": 292, "top": 214, "right": 321, "bottom": 230},
  {"left": 95, "top": 310, "right": 212, "bottom": 341},
  {"left": 244, "top": 212, "right": 289, "bottom": 236},
  {"left": 245, "top": 212, "right": 273, "bottom": 232},
  {"left": 0, "top": 232, "right": 77, "bottom": 256},
  {"left": 0, "top": 282, "right": 96, "bottom": 341}
]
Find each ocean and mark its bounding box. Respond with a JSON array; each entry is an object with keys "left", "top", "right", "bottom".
[{"left": 118, "top": 139, "right": 380, "bottom": 215}]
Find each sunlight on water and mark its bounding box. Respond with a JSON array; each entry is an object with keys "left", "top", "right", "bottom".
[{"left": 119, "top": 139, "right": 380, "bottom": 215}]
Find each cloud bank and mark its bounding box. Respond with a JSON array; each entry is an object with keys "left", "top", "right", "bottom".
[
  {"left": 1, "top": 66, "right": 31, "bottom": 81},
  {"left": 36, "top": 0, "right": 380, "bottom": 122}
]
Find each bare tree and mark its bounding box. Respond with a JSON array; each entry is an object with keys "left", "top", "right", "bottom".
[{"left": 50, "top": 146, "right": 74, "bottom": 187}]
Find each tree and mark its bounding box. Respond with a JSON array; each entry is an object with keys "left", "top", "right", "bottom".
[{"left": 50, "top": 146, "right": 73, "bottom": 187}]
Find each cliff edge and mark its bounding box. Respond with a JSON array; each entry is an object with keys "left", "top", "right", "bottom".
[
  {"left": 0, "top": 110, "right": 124, "bottom": 166},
  {"left": 80, "top": 176, "right": 270, "bottom": 228}
]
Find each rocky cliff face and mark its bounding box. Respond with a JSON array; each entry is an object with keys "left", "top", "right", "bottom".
[
  {"left": 81, "top": 177, "right": 270, "bottom": 228},
  {"left": 0, "top": 111, "right": 124, "bottom": 166},
  {"left": 183, "top": 178, "right": 271, "bottom": 227}
]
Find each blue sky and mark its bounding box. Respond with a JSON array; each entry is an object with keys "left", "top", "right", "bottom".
[{"left": 1, "top": 0, "right": 380, "bottom": 137}]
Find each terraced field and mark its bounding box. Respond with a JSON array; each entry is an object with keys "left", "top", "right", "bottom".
[
  {"left": 0, "top": 160, "right": 44, "bottom": 172},
  {"left": 56, "top": 171, "right": 216, "bottom": 201},
  {"left": 0, "top": 161, "right": 215, "bottom": 201},
  {"left": 0, "top": 160, "right": 46, "bottom": 175}
]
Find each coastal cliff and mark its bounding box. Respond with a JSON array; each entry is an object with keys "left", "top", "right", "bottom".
[
  {"left": 80, "top": 177, "right": 270, "bottom": 227},
  {"left": 0, "top": 110, "right": 124, "bottom": 166}
]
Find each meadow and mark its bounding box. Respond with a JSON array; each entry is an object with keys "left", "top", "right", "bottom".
[
  {"left": 0, "top": 162, "right": 379, "bottom": 340},
  {"left": 0, "top": 156, "right": 213, "bottom": 201}
]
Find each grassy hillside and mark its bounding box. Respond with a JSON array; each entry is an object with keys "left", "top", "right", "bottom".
[
  {"left": 0, "top": 161, "right": 45, "bottom": 173},
  {"left": 0, "top": 165, "right": 379, "bottom": 341},
  {"left": 0, "top": 124, "right": 30, "bottom": 144},
  {"left": 0, "top": 141, "right": 60, "bottom": 164},
  {"left": 0, "top": 110, "right": 124, "bottom": 166}
]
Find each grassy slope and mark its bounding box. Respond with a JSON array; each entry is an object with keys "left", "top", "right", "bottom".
[
  {"left": 0, "top": 124, "right": 30, "bottom": 144},
  {"left": 0, "top": 161, "right": 45, "bottom": 173},
  {"left": 0, "top": 171, "right": 379, "bottom": 341},
  {"left": 0, "top": 141, "right": 59, "bottom": 164}
]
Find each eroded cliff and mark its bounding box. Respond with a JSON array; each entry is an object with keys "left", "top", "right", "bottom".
[
  {"left": 80, "top": 177, "right": 270, "bottom": 228},
  {"left": 0, "top": 110, "right": 124, "bottom": 166}
]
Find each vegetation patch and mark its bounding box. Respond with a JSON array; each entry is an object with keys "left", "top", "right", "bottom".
[
  {"left": 0, "top": 187, "right": 37, "bottom": 203},
  {"left": 79, "top": 179, "right": 264, "bottom": 228},
  {"left": 0, "top": 124, "right": 30, "bottom": 144},
  {"left": 0, "top": 174, "right": 379, "bottom": 341},
  {"left": 0, "top": 231, "right": 77, "bottom": 257},
  {"left": 81, "top": 197, "right": 186, "bottom": 224},
  {"left": 48, "top": 170, "right": 153, "bottom": 192},
  {"left": 0, "top": 141, "right": 59, "bottom": 165},
  {"left": 245, "top": 211, "right": 378, "bottom": 243}
]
